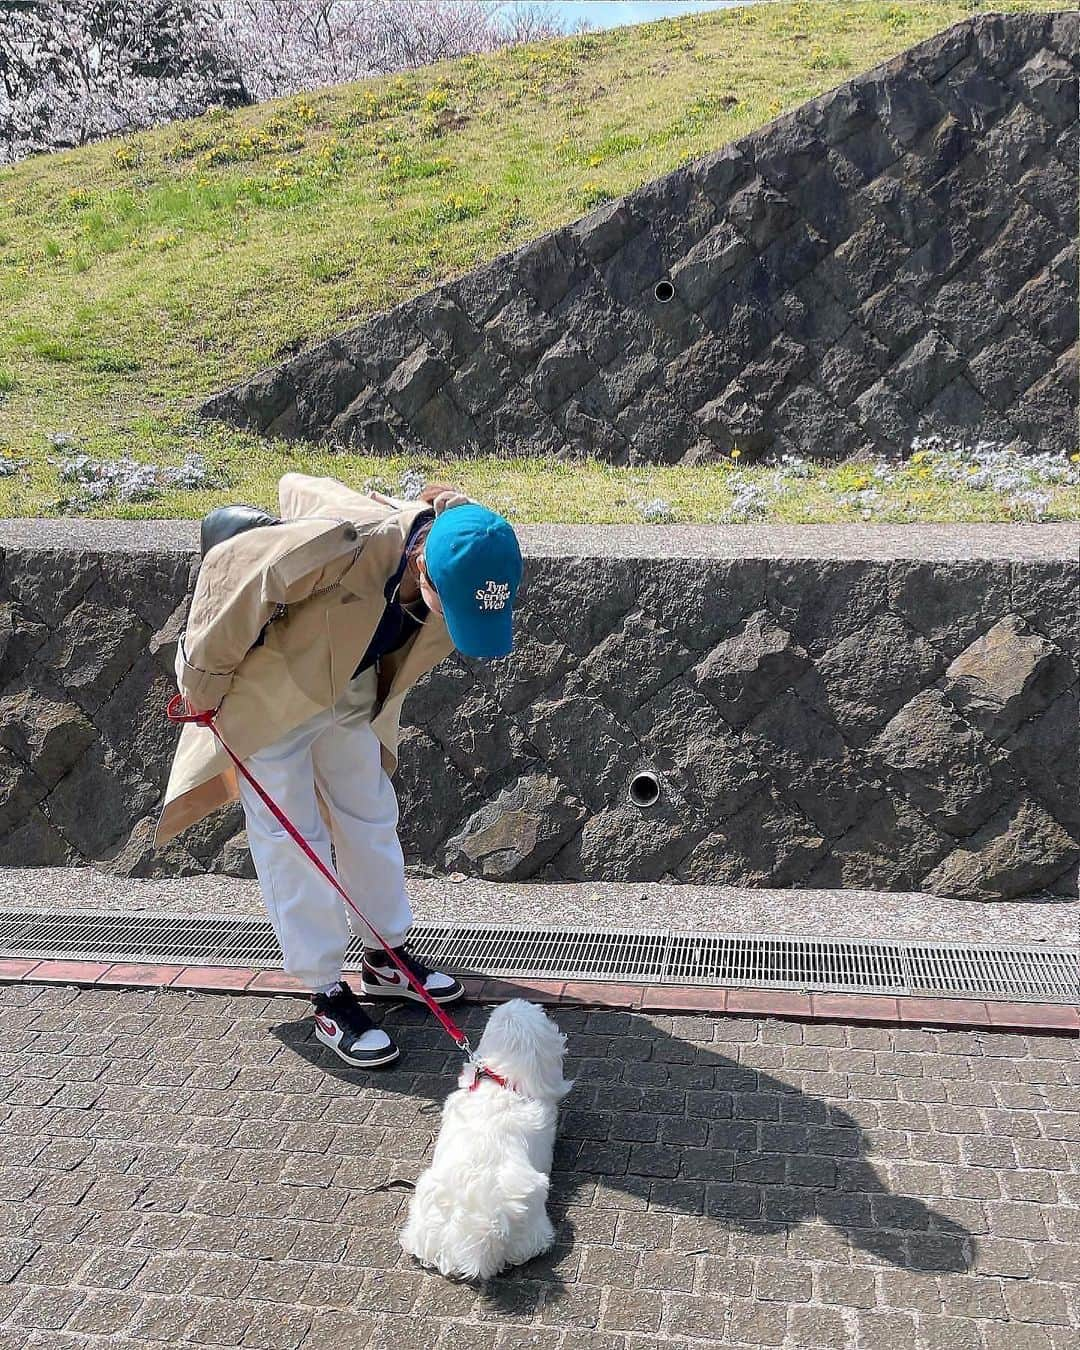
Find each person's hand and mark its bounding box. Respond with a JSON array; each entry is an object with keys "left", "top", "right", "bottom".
[
  {"left": 368, "top": 489, "right": 408, "bottom": 509},
  {"left": 431, "top": 489, "right": 471, "bottom": 515}
]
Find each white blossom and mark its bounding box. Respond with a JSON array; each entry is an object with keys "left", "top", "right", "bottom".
[
  {"left": 637, "top": 497, "right": 674, "bottom": 523},
  {"left": 400, "top": 467, "right": 426, "bottom": 500}
]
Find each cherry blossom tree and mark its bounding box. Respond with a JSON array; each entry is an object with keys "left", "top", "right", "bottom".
[{"left": 1, "top": 0, "right": 572, "bottom": 162}]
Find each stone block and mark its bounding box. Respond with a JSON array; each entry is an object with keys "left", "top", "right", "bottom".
[
  {"left": 889, "top": 330, "right": 965, "bottom": 410},
  {"left": 519, "top": 669, "right": 639, "bottom": 811},
  {"left": 854, "top": 379, "right": 919, "bottom": 449},
  {"left": 679, "top": 791, "right": 826, "bottom": 887},
  {"left": 528, "top": 334, "right": 595, "bottom": 413},
  {"left": 409, "top": 386, "right": 480, "bottom": 454},
  {"left": 922, "top": 796, "right": 1080, "bottom": 901},
  {"left": 1007, "top": 270, "right": 1076, "bottom": 356},
  {"left": 1017, "top": 154, "right": 1077, "bottom": 235},
  {"left": 929, "top": 276, "right": 1008, "bottom": 354},
  {"left": 858, "top": 285, "right": 924, "bottom": 357},
  {"left": 871, "top": 689, "right": 1011, "bottom": 836},
  {"left": 1014, "top": 48, "right": 1077, "bottom": 127},
  {"left": 967, "top": 323, "right": 1055, "bottom": 411},
  {"left": 444, "top": 772, "right": 586, "bottom": 881},
  {"left": 944, "top": 615, "right": 1075, "bottom": 740},
  {"left": 691, "top": 610, "right": 809, "bottom": 728},
  {"left": 631, "top": 678, "right": 764, "bottom": 818},
  {"left": 669, "top": 224, "right": 753, "bottom": 312},
  {"left": 383, "top": 344, "right": 450, "bottom": 418},
  {"left": 813, "top": 611, "right": 945, "bottom": 742},
  {"left": 328, "top": 385, "right": 400, "bottom": 453},
  {"left": 579, "top": 611, "right": 694, "bottom": 722},
  {"left": 871, "top": 67, "right": 949, "bottom": 146},
  {"left": 808, "top": 794, "right": 948, "bottom": 890},
  {"left": 446, "top": 341, "right": 514, "bottom": 417}
]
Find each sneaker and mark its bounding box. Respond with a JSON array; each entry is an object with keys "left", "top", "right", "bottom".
[
  {"left": 312, "top": 981, "right": 400, "bottom": 1068},
  {"left": 360, "top": 945, "right": 465, "bottom": 1006}
]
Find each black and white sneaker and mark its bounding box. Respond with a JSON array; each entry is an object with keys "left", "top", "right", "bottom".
[
  {"left": 360, "top": 946, "right": 464, "bottom": 1006},
  {"left": 312, "top": 982, "right": 400, "bottom": 1068}
]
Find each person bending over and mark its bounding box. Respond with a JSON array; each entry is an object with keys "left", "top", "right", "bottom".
[{"left": 155, "top": 474, "right": 523, "bottom": 1069}]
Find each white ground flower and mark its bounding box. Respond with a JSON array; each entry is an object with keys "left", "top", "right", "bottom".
[
  {"left": 1006, "top": 491, "right": 1053, "bottom": 521},
  {"left": 164, "top": 452, "right": 222, "bottom": 491},
  {"left": 906, "top": 436, "right": 1080, "bottom": 493},
  {"left": 776, "top": 453, "right": 814, "bottom": 479},
  {"left": 637, "top": 497, "right": 674, "bottom": 523},
  {"left": 837, "top": 488, "right": 882, "bottom": 518},
  {"left": 52, "top": 450, "right": 225, "bottom": 507},
  {"left": 726, "top": 477, "right": 771, "bottom": 521},
  {"left": 400, "top": 467, "right": 426, "bottom": 500}
]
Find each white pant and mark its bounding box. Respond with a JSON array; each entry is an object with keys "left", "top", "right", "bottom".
[{"left": 237, "top": 667, "right": 413, "bottom": 989}]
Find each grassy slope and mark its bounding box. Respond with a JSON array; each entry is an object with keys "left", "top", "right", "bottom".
[{"left": 0, "top": 0, "right": 1075, "bottom": 524}]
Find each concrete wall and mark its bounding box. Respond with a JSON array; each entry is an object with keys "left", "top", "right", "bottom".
[
  {"left": 203, "top": 12, "right": 1078, "bottom": 462},
  {"left": 0, "top": 521, "right": 1076, "bottom": 901}
]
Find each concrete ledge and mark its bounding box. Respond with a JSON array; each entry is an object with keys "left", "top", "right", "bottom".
[
  {"left": 3, "top": 869, "right": 1075, "bottom": 945},
  {"left": 1, "top": 518, "right": 1077, "bottom": 560},
  {"left": 2, "top": 958, "right": 1076, "bottom": 1034}
]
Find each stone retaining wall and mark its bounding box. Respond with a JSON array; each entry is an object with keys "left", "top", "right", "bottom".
[
  {"left": 0, "top": 523, "right": 1076, "bottom": 901},
  {"left": 203, "top": 12, "right": 1078, "bottom": 462}
]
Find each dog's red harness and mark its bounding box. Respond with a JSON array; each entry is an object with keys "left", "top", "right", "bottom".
[
  {"left": 467, "top": 1063, "right": 513, "bottom": 1093},
  {"left": 167, "top": 695, "right": 473, "bottom": 1054}
]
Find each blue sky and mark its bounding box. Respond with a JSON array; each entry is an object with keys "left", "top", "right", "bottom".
[{"left": 498, "top": 2, "right": 749, "bottom": 33}]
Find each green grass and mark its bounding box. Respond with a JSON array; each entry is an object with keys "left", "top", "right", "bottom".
[{"left": 0, "top": 0, "right": 1075, "bottom": 524}]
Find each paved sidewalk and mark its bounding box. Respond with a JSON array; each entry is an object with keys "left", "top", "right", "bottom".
[{"left": 0, "top": 984, "right": 1077, "bottom": 1349}]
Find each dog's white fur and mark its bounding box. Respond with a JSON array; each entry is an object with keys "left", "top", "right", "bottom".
[{"left": 400, "top": 999, "right": 572, "bottom": 1280}]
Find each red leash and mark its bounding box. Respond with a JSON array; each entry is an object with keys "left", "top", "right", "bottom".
[{"left": 166, "top": 694, "right": 471, "bottom": 1053}]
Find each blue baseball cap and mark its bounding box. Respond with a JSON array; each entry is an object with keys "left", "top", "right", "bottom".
[{"left": 423, "top": 505, "right": 523, "bottom": 660}]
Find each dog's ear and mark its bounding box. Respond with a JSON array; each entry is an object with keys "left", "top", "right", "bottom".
[{"left": 485, "top": 1001, "right": 573, "bottom": 1101}]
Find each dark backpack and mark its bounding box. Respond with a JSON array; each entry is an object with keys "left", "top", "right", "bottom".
[{"left": 200, "top": 503, "right": 281, "bottom": 559}]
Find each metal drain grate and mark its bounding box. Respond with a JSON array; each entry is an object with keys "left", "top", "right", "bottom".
[{"left": 0, "top": 908, "right": 1076, "bottom": 1003}]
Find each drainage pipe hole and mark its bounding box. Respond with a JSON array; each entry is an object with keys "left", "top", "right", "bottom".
[{"left": 628, "top": 769, "right": 661, "bottom": 808}]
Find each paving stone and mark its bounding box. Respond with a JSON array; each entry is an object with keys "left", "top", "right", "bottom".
[
  {"left": 755, "top": 1258, "right": 813, "bottom": 1303},
  {"left": 919, "top": 1316, "right": 985, "bottom": 1350},
  {"left": 725, "top": 1298, "right": 785, "bottom": 1346},
  {"left": 855, "top": 1310, "right": 919, "bottom": 1350},
  {"left": 1003, "top": 1282, "right": 1073, "bottom": 1326},
  {"left": 665, "top": 1293, "right": 728, "bottom": 1339},
  {"left": 539, "top": 1284, "right": 602, "bottom": 1328},
  {"left": 65, "top": 1292, "right": 141, "bottom": 1336},
  {"left": 818, "top": 1265, "right": 877, "bottom": 1308},
  {"left": 789, "top": 1303, "right": 851, "bottom": 1346},
  {"left": 601, "top": 1288, "right": 663, "bottom": 1333},
  {"left": 581, "top": 1246, "right": 640, "bottom": 1289},
  {"left": 983, "top": 1328, "right": 1053, "bottom": 1350}
]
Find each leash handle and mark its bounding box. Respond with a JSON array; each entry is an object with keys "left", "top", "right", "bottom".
[{"left": 166, "top": 694, "right": 470, "bottom": 1049}]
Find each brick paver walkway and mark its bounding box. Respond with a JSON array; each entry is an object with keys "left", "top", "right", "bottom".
[{"left": 0, "top": 984, "right": 1077, "bottom": 1349}]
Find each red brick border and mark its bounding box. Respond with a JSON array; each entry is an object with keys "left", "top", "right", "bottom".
[{"left": 0, "top": 959, "right": 1076, "bottom": 1034}]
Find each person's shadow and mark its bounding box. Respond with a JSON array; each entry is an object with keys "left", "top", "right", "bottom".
[{"left": 274, "top": 994, "right": 973, "bottom": 1318}]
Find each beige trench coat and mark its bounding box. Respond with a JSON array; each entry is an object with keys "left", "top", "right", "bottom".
[{"left": 154, "top": 473, "right": 454, "bottom": 848}]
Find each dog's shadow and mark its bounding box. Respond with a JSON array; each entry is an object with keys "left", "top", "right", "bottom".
[{"left": 274, "top": 997, "right": 975, "bottom": 1317}]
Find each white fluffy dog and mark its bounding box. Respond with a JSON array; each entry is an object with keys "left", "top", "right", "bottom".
[{"left": 400, "top": 999, "right": 573, "bottom": 1280}]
